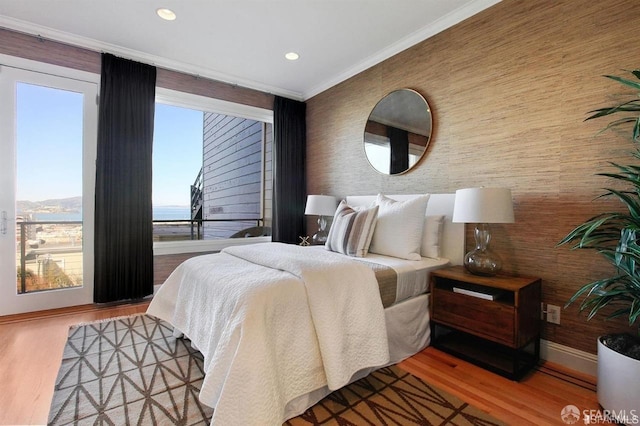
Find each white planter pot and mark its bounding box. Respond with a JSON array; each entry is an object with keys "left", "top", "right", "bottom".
[{"left": 597, "top": 336, "right": 640, "bottom": 425}]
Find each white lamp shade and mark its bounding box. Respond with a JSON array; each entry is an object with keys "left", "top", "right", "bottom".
[
  {"left": 305, "top": 195, "right": 337, "bottom": 216},
  {"left": 452, "top": 187, "right": 515, "bottom": 224}
]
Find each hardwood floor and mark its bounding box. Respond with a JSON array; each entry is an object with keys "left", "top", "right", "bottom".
[
  {"left": 0, "top": 303, "right": 598, "bottom": 425},
  {"left": 0, "top": 301, "right": 149, "bottom": 426},
  {"left": 399, "top": 349, "right": 598, "bottom": 425}
]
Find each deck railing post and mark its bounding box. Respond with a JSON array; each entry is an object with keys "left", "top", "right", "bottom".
[{"left": 20, "top": 222, "right": 26, "bottom": 294}]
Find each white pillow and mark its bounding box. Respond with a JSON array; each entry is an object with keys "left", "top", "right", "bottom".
[
  {"left": 325, "top": 201, "right": 379, "bottom": 257},
  {"left": 369, "top": 194, "right": 430, "bottom": 260},
  {"left": 421, "top": 215, "right": 444, "bottom": 259}
]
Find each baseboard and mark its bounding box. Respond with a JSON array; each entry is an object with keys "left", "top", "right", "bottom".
[{"left": 541, "top": 339, "right": 597, "bottom": 377}]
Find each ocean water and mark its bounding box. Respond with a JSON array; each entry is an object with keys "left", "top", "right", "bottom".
[
  {"left": 28, "top": 206, "right": 190, "bottom": 222},
  {"left": 33, "top": 212, "right": 82, "bottom": 221},
  {"left": 153, "top": 206, "right": 191, "bottom": 220}
]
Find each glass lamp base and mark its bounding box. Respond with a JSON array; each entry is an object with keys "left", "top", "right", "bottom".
[
  {"left": 312, "top": 215, "right": 329, "bottom": 245},
  {"left": 464, "top": 248, "right": 502, "bottom": 276},
  {"left": 312, "top": 231, "right": 328, "bottom": 245}
]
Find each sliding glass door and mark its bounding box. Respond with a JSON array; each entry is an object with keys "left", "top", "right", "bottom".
[{"left": 0, "top": 58, "right": 98, "bottom": 315}]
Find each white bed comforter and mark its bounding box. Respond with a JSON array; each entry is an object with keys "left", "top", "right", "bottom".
[{"left": 147, "top": 242, "right": 389, "bottom": 425}]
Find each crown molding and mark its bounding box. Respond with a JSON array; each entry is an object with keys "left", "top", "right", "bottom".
[{"left": 302, "top": 0, "right": 502, "bottom": 100}]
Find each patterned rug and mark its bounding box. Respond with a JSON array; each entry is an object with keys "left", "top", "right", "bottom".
[{"left": 48, "top": 314, "right": 505, "bottom": 425}]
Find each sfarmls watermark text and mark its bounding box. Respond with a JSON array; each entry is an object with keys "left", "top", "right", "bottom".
[{"left": 561, "top": 405, "right": 639, "bottom": 425}]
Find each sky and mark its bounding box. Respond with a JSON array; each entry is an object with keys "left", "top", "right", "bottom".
[
  {"left": 16, "top": 83, "right": 203, "bottom": 208},
  {"left": 16, "top": 83, "right": 83, "bottom": 201},
  {"left": 152, "top": 103, "right": 203, "bottom": 206}
]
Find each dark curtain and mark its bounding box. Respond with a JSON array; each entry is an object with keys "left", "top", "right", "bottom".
[
  {"left": 94, "top": 53, "right": 156, "bottom": 303},
  {"left": 272, "top": 96, "right": 306, "bottom": 244},
  {"left": 388, "top": 126, "right": 409, "bottom": 174}
]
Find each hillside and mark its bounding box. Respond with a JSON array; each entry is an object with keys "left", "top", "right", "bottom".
[{"left": 17, "top": 196, "right": 82, "bottom": 214}]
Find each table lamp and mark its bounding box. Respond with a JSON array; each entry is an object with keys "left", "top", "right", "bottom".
[
  {"left": 304, "top": 195, "right": 337, "bottom": 244},
  {"left": 452, "top": 187, "right": 515, "bottom": 276}
]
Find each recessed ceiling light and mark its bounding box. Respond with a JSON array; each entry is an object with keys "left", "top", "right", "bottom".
[
  {"left": 285, "top": 52, "right": 300, "bottom": 61},
  {"left": 156, "top": 8, "right": 176, "bottom": 21}
]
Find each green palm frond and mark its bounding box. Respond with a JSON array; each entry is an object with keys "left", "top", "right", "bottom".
[
  {"left": 583, "top": 71, "right": 640, "bottom": 142},
  {"left": 603, "top": 73, "right": 640, "bottom": 90},
  {"left": 559, "top": 69, "right": 640, "bottom": 334},
  {"left": 586, "top": 103, "right": 640, "bottom": 121}
]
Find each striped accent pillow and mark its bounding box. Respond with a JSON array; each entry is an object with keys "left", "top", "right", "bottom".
[{"left": 325, "top": 201, "right": 379, "bottom": 257}]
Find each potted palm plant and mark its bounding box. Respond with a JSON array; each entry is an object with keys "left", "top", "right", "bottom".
[{"left": 558, "top": 69, "right": 640, "bottom": 424}]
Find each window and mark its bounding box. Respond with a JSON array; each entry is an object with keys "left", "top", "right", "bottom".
[
  {"left": 15, "top": 82, "right": 85, "bottom": 293},
  {"left": 152, "top": 103, "right": 203, "bottom": 238},
  {"left": 152, "top": 89, "right": 273, "bottom": 253}
]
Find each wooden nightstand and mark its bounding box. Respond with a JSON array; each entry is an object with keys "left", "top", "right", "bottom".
[{"left": 430, "top": 265, "right": 541, "bottom": 380}]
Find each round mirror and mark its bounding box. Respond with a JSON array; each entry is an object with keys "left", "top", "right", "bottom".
[{"left": 364, "top": 89, "right": 432, "bottom": 175}]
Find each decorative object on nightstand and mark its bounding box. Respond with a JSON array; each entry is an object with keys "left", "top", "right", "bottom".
[
  {"left": 452, "top": 187, "right": 514, "bottom": 276},
  {"left": 299, "top": 236, "right": 310, "bottom": 246},
  {"left": 304, "top": 195, "right": 337, "bottom": 245}
]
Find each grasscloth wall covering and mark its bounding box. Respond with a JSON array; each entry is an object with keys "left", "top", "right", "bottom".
[{"left": 306, "top": 0, "right": 640, "bottom": 354}]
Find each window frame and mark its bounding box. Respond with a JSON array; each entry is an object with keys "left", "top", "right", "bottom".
[{"left": 153, "top": 88, "right": 273, "bottom": 255}]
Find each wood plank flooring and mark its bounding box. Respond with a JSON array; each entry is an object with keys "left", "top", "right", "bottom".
[
  {"left": 0, "top": 302, "right": 598, "bottom": 425},
  {"left": 399, "top": 349, "right": 598, "bottom": 425}
]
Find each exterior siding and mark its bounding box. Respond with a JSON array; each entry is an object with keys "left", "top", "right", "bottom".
[{"left": 202, "top": 113, "right": 268, "bottom": 238}]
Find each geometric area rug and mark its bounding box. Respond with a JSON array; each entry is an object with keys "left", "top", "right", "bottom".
[
  {"left": 48, "top": 314, "right": 212, "bottom": 425},
  {"left": 48, "top": 314, "right": 505, "bottom": 426},
  {"left": 285, "top": 366, "right": 507, "bottom": 426}
]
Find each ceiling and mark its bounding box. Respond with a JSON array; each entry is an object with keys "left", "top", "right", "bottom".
[{"left": 0, "top": 0, "right": 500, "bottom": 100}]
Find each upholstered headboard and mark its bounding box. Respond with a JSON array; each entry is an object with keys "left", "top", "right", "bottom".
[{"left": 345, "top": 194, "right": 465, "bottom": 265}]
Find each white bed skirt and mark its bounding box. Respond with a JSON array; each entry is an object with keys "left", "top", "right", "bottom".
[{"left": 282, "top": 293, "right": 431, "bottom": 421}]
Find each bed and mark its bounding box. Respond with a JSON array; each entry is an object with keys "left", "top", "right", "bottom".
[{"left": 147, "top": 193, "right": 464, "bottom": 425}]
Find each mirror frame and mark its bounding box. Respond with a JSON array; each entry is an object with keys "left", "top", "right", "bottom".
[{"left": 363, "top": 89, "right": 432, "bottom": 175}]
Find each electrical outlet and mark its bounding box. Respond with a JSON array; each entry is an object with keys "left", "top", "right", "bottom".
[{"left": 547, "top": 304, "right": 561, "bottom": 324}]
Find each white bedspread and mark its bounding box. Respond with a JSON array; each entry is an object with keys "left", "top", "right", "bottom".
[{"left": 147, "top": 242, "right": 389, "bottom": 426}]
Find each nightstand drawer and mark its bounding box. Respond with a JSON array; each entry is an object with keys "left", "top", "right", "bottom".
[{"left": 432, "top": 288, "right": 515, "bottom": 346}]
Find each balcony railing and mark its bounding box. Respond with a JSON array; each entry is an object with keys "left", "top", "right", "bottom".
[
  {"left": 153, "top": 218, "right": 266, "bottom": 241},
  {"left": 16, "top": 218, "right": 268, "bottom": 294},
  {"left": 16, "top": 220, "right": 83, "bottom": 294}
]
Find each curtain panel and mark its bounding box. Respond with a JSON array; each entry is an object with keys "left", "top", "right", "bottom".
[
  {"left": 272, "top": 96, "right": 306, "bottom": 244},
  {"left": 94, "top": 53, "right": 156, "bottom": 303}
]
